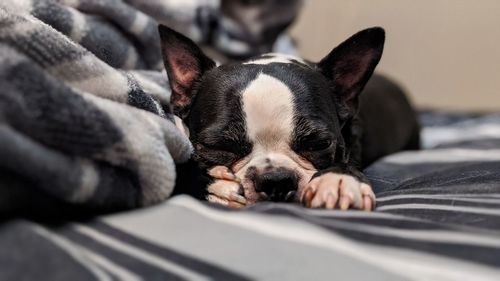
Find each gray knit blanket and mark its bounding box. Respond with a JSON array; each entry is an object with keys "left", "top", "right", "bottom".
[
  {"left": 0, "top": 0, "right": 302, "bottom": 216},
  {"left": 0, "top": 0, "right": 203, "bottom": 215}
]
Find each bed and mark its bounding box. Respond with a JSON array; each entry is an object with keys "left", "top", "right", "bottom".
[
  {"left": 1, "top": 1, "right": 499, "bottom": 280},
  {"left": 1, "top": 112, "right": 499, "bottom": 280}
]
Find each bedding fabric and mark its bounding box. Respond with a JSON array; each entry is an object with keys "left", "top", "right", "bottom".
[
  {"left": 1, "top": 1, "right": 500, "bottom": 280},
  {"left": 1, "top": 113, "right": 500, "bottom": 281},
  {"left": 0, "top": 0, "right": 195, "bottom": 214},
  {"left": 0, "top": 0, "right": 300, "bottom": 216}
]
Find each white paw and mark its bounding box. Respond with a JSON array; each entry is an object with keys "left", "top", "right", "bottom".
[
  {"left": 206, "top": 166, "right": 246, "bottom": 209},
  {"left": 301, "top": 173, "right": 375, "bottom": 211}
]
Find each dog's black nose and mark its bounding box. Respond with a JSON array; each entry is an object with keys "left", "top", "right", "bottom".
[{"left": 254, "top": 169, "right": 298, "bottom": 202}]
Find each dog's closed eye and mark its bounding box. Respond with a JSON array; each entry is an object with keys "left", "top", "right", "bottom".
[
  {"left": 299, "top": 138, "right": 334, "bottom": 152},
  {"left": 194, "top": 138, "right": 252, "bottom": 168},
  {"left": 294, "top": 132, "right": 335, "bottom": 153},
  {"left": 197, "top": 139, "right": 243, "bottom": 153}
]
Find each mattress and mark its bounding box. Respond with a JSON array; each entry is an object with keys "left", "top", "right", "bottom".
[{"left": 2, "top": 112, "right": 500, "bottom": 281}]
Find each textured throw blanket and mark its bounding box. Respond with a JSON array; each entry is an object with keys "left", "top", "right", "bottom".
[
  {"left": 0, "top": 0, "right": 200, "bottom": 215},
  {"left": 0, "top": 0, "right": 301, "bottom": 217}
]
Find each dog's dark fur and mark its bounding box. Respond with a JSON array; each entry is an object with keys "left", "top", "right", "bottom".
[{"left": 163, "top": 24, "right": 420, "bottom": 208}]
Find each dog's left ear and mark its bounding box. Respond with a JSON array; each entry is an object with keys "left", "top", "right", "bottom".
[
  {"left": 158, "top": 24, "right": 216, "bottom": 118},
  {"left": 318, "top": 27, "right": 385, "bottom": 119}
]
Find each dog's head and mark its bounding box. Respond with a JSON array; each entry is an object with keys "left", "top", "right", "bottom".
[{"left": 159, "top": 25, "right": 384, "bottom": 204}]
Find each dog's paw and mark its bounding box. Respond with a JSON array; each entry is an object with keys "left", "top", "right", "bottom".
[
  {"left": 301, "top": 173, "right": 375, "bottom": 211},
  {"left": 207, "top": 166, "right": 238, "bottom": 182},
  {"left": 206, "top": 166, "right": 246, "bottom": 209}
]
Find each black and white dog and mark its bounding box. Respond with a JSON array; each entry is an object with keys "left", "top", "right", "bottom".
[{"left": 160, "top": 25, "right": 419, "bottom": 210}]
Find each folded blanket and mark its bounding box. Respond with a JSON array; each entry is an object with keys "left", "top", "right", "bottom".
[
  {"left": 0, "top": 0, "right": 194, "bottom": 215},
  {"left": 0, "top": 0, "right": 303, "bottom": 217}
]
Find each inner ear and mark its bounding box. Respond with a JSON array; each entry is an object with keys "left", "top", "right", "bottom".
[
  {"left": 158, "top": 24, "right": 215, "bottom": 118},
  {"left": 318, "top": 27, "right": 385, "bottom": 108}
]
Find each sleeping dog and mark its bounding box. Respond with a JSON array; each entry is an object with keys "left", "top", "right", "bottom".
[{"left": 160, "top": 25, "right": 419, "bottom": 210}]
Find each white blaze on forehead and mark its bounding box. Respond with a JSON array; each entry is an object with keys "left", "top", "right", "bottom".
[
  {"left": 241, "top": 73, "right": 294, "bottom": 149},
  {"left": 243, "top": 53, "right": 306, "bottom": 65}
]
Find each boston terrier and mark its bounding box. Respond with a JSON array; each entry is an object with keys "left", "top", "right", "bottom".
[{"left": 160, "top": 25, "right": 420, "bottom": 211}]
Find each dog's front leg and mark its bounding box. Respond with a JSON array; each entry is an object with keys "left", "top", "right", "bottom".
[
  {"left": 300, "top": 166, "right": 375, "bottom": 211},
  {"left": 206, "top": 166, "right": 247, "bottom": 209}
]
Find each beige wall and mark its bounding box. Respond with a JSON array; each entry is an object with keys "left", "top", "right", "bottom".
[{"left": 291, "top": 0, "right": 500, "bottom": 111}]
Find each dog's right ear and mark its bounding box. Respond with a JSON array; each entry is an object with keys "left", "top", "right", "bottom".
[{"left": 158, "top": 24, "right": 216, "bottom": 118}]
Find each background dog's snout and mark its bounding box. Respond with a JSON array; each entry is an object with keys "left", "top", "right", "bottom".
[{"left": 254, "top": 169, "right": 298, "bottom": 202}]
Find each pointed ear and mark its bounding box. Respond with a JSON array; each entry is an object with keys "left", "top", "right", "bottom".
[
  {"left": 318, "top": 27, "right": 385, "bottom": 118},
  {"left": 158, "top": 24, "right": 215, "bottom": 118}
]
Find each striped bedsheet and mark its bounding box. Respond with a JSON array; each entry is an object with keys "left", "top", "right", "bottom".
[{"left": 2, "top": 112, "right": 500, "bottom": 281}]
